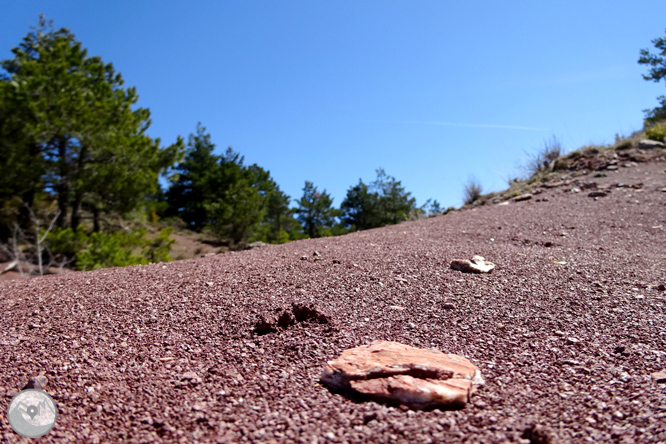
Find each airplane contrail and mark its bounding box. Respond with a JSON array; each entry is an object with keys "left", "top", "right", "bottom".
[{"left": 404, "top": 121, "right": 547, "bottom": 131}]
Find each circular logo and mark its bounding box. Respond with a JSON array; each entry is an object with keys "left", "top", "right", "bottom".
[{"left": 7, "top": 389, "right": 58, "bottom": 438}]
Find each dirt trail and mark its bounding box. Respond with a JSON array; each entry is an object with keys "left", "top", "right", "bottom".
[{"left": 1, "top": 161, "right": 665, "bottom": 443}]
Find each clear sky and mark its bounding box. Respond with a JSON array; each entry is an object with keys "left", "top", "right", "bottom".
[{"left": 2, "top": 1, "right": 665, "bottom": 209}]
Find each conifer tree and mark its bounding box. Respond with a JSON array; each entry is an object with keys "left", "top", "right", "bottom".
[
  {"left": 296, "top": 181, "right": 337, "bottom": 238},
  {"left": 639, "top": 28, "right": 666, "bottom": 124},
  {"left": 0, "top": 16, "right": 182, "bottom": 231}
]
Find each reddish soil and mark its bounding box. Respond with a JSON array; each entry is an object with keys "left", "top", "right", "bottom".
[{"left": 1, "top": 161, "right": 665, "bottom": 443}]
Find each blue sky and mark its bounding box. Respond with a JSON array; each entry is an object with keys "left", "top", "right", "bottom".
[{"left": 2, "top": 1, "right": 665, "bottom": 208}]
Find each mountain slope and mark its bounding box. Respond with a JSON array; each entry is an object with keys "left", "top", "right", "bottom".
[{"left": 0, "top": 158, "right": 665, "bottom": 443}]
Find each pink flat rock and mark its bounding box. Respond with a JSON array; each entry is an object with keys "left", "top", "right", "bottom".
[{"left": 321, "top": 340, "right": 484, "bottom": 409}]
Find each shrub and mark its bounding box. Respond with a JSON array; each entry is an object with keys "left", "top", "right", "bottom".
[
  {"left": 46, "top": 227, "right": 175, "bottom": 271},
  {"left": 43, "top": 226, "right": 88, "bottom": 257},
  {"left": 463, "top": 178, "right": 482, "bottom": 205},
  {"left": 645, "top": 121, "right": 666, "bottom": 142},
  {"left": 142, "top": 227, "right": 174, "bottom": 264},
  {"left": 613, "top": 140, "right": 633, "bottom": 150},
  {"left": 77, "top": 229, "right": 147, "bottom": 270},
  {"left": 274, "top": 229, "right": 290, "bottom": 244}
]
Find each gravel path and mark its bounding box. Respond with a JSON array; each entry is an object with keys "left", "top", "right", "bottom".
[{"left": 1, "top": 161, "right": 665, "bottom": 443}]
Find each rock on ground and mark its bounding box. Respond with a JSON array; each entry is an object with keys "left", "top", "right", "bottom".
[
  {"left": 321, "top": 340, "right": 484, "bottom": 409},
  {"left": 450, "top": 255, "right": 496, "bottom": 273}
]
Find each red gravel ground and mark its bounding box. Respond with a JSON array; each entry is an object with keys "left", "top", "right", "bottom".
[{"left": 1, "top": 161, "right": 665, "bottom": 443}]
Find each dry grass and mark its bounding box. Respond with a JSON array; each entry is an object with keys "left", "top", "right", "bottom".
[
  {"left": 462, "top": 178, "right": 483, "bottom": 205},
  {"left": 522, "top": 136, "right": 562, "bottom": 177}
]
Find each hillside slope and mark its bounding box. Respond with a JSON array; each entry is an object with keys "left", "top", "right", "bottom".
[{"left": 1, "top": 159, "right": 665, "bottom": 443}]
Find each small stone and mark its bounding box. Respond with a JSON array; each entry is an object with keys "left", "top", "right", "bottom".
[
  {"left": 657, "top": 284, "right": 665, "bottom": 292},
  {"left": 181, "top": 371, "right": 202, "bottom": 385},
  {"left": 1, "top": 260, "right": 18, "bottom": 274},
  {"left": 606, "top": 165, "right": 618, "bottom": 171},
  {"left": 450, "top": 255, "right": 495, "bottom": 274},
  {"left": 588, "top": 191, "right": 608, "bottom": 198},
  {"left": 651, "top": 371, "right": 666, "bottom": 383},
  {"left": 192, "top": 402, "right": 207, "bottom": 411},
  {"left": 637, "top": 139, "right": 664, "bottom": 150},
  {"left": 23, "top": 375, "right": 48, "bottom": 390},
  {"left": 442, "top": 303, "right": 456, "bottom": 310},
  {"left": 513, "top": 193, "right": 533, "bottom": 202},
  {"left": 619, "top": 372, "right": 631, "bottom": 382},
  {"left": 321, "top": 340, "right": 484, "bottom": 410},
  {"left": 300, "top": 256, "right": 308, "bottom": 261},
  {"left": 246, "top": 241, "right": 266, "bottom": 249}
]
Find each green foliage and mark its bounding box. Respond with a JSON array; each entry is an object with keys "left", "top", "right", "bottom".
[
  {"left": 639, "top": 29, "right": 666, "bottom": 124},
  {"left": 296, "top": 181, "right": 338, "bottom": 238},
  {"left": 45, "top": 226, "right": 174, "bottom": 270},
  {"left": 645, "top": 120, "right": 666, "bottom": 142},
  {"left": 340, "top": 169, "right": 417, "bottom": 230},
  {"left": 340, "top": 180, "right": 380, "bottom": 230},
  {"left": 259, "top": 185, "right": 302, "bottom": 243},
  {"left": 0, "top": 15, "right": 183, "bottom": 233},
  {"left": 422, "top": 199, "right": 442, "bottom": 216},
  {"left": 613, "top": 140, "right": 633, "bottom": 150},
  {"left": 165, "top": 124, "right": 220, "bottom": 231},
  {"left": 205, "top": 173, "right": 266, "bottom": 246},
  {"left": 77, "top": 229, "right": 147, "bottom": 270},
  {"left": 142, "top": 227, "right": 174, "bottom": 264},
  {"left": 373, "top": 169, "right": 417, "bottom": 225},
  {"left": 43, "top": 225, "right": 88, "bottom": 257},
  {"left": 166, "top": 124, "right": 299, "bottom": 246}
]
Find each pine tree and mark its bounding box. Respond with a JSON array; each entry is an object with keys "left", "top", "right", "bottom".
[
  {"left": 0, "top": 16, "right": 182, "bottom": 231},
  {"left": 639, "top": 28, "right": 666, "bottom": 124},
  {"left": 340, "top": 169, "right": 417, "bottom": 231},
  {"left": 296, "top": 181, "right": 337, "bottom": 238}
]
